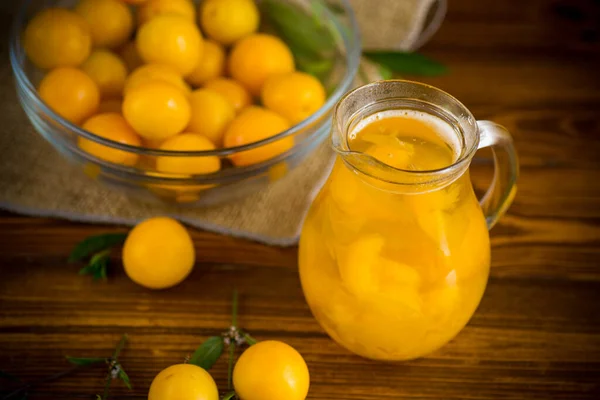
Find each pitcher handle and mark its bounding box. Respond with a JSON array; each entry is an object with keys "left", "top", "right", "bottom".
[{"left": 476, "top": 121, "right": 519, "bottom": 229}]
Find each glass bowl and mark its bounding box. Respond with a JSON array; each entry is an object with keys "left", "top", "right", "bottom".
[{"left": 10, "top": 0, "right": 361, "bottom": 205}]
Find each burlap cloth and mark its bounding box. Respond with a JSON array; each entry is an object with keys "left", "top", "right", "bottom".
[{"left": 0, "top": 0, "right": 445, "bottom": 246}]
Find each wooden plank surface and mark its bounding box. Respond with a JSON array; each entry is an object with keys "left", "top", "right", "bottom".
[{"left": 2, "top": 0, "right": 600, "bottom": 399}]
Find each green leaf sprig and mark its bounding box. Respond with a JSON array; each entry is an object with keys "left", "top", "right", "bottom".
[
  {"left": 261, "top": 0, "right": 336, "bottom": 82},
  {"left": 1, "top": 335, "right": 130, "bottom": 400},
  {"left": 187, "top": 290, "right": 257, "bottom": 400},
  {"left": 68, "top": 233, "right": 127, "bottom": 280},
  {"left": 221, "top": 392, "right": 237, "bottom": 400},
  {"left": 363, "top": 51, "right": 447, "bottom": 76},
  {"left": 262, "top": 0, "right": 336, "bottom": 58},
  {"left": 97, "top": 334, "right": 132, "bottom": 399},
  {"left": 261, "top": 0, "right": 447, "bottom": 84}
]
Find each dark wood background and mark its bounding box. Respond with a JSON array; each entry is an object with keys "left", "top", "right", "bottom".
[{"left": 2, "top": 0, "right": 600, "bottom": 398}]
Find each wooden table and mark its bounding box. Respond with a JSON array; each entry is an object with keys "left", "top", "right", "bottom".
[{"left": 2, "top": 0, "right": 600, "bottom": 399}]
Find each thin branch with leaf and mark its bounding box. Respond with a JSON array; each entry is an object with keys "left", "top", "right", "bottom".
[
  {"left": 187, "top": 290, "right": 257, "bottom": 400},
  {"left": 0, "top": 335, "right": 130, "bottom": 400},
  {"left": 68, "top": 233, "right": 127, "bottom": 280}
]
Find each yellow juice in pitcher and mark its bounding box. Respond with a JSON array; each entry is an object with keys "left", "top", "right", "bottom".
[{"left": 299, "top": 109, "right": 491, "bottom": 360}]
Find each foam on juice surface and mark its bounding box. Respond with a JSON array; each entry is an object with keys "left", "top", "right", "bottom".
[{"left": 349, "top": 110, "right": 461, "bottom": 171}]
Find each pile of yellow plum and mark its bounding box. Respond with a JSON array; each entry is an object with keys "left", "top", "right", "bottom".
[{"left": 23, "top": 0, "right": 327, "bottom": 177}]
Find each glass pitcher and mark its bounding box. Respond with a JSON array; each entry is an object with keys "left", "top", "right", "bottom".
[{"left": 298, "top": 80, "right": 518, "bottom": 361}]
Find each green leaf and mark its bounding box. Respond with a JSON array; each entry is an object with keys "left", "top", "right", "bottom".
[
  {"left": 189, "top": 336, "right": 224, "bottom": 371},
  {"left": 378, "top": 63, "right": 394, "bottom": 80},
  {"left": 262, "top": 0, "right": 336, "bottom": 58},
  {"left": 364, "top": 52, "right": 447, "bottom": 76},
  {"left": 68, "top": 233, "right": 127, "bottom": 263},
  {"left": 242, "top": 333, "right": 257, "bottom": 346},
  {"left": 79, "top": 249, "right": 111, "bottom": 281},
  {"left": 66, "top": 356, "right": 106, "bottom": 366},
  {"left": 310, "top": 0, "right": 327, "bottom": 23},
  {"left": 296, "top": 57, "right": 335, "bottom": 81},
  {"left": 117, "top": 368, "right": 132, "bottom": 390},
  {"left": 221, "top": 392, "right": 237, "bottom": 400},
  {"left": 93, "top": 254, "right": 109, "bottom": 281},
  {"left": 98, "top": 258, "right": 108, "bottom": 280},
  {"left": 288, "top": 43, "right": 334, "bottom": 81},
  {"left": 78, "top": 263, "right": 96, "bottom": 276},
  {"left": 112, "top": 334, "right": 129, "bottom": 360},
  {"left": 0, "top": 370, "right": 20, "bottom": 382}
]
